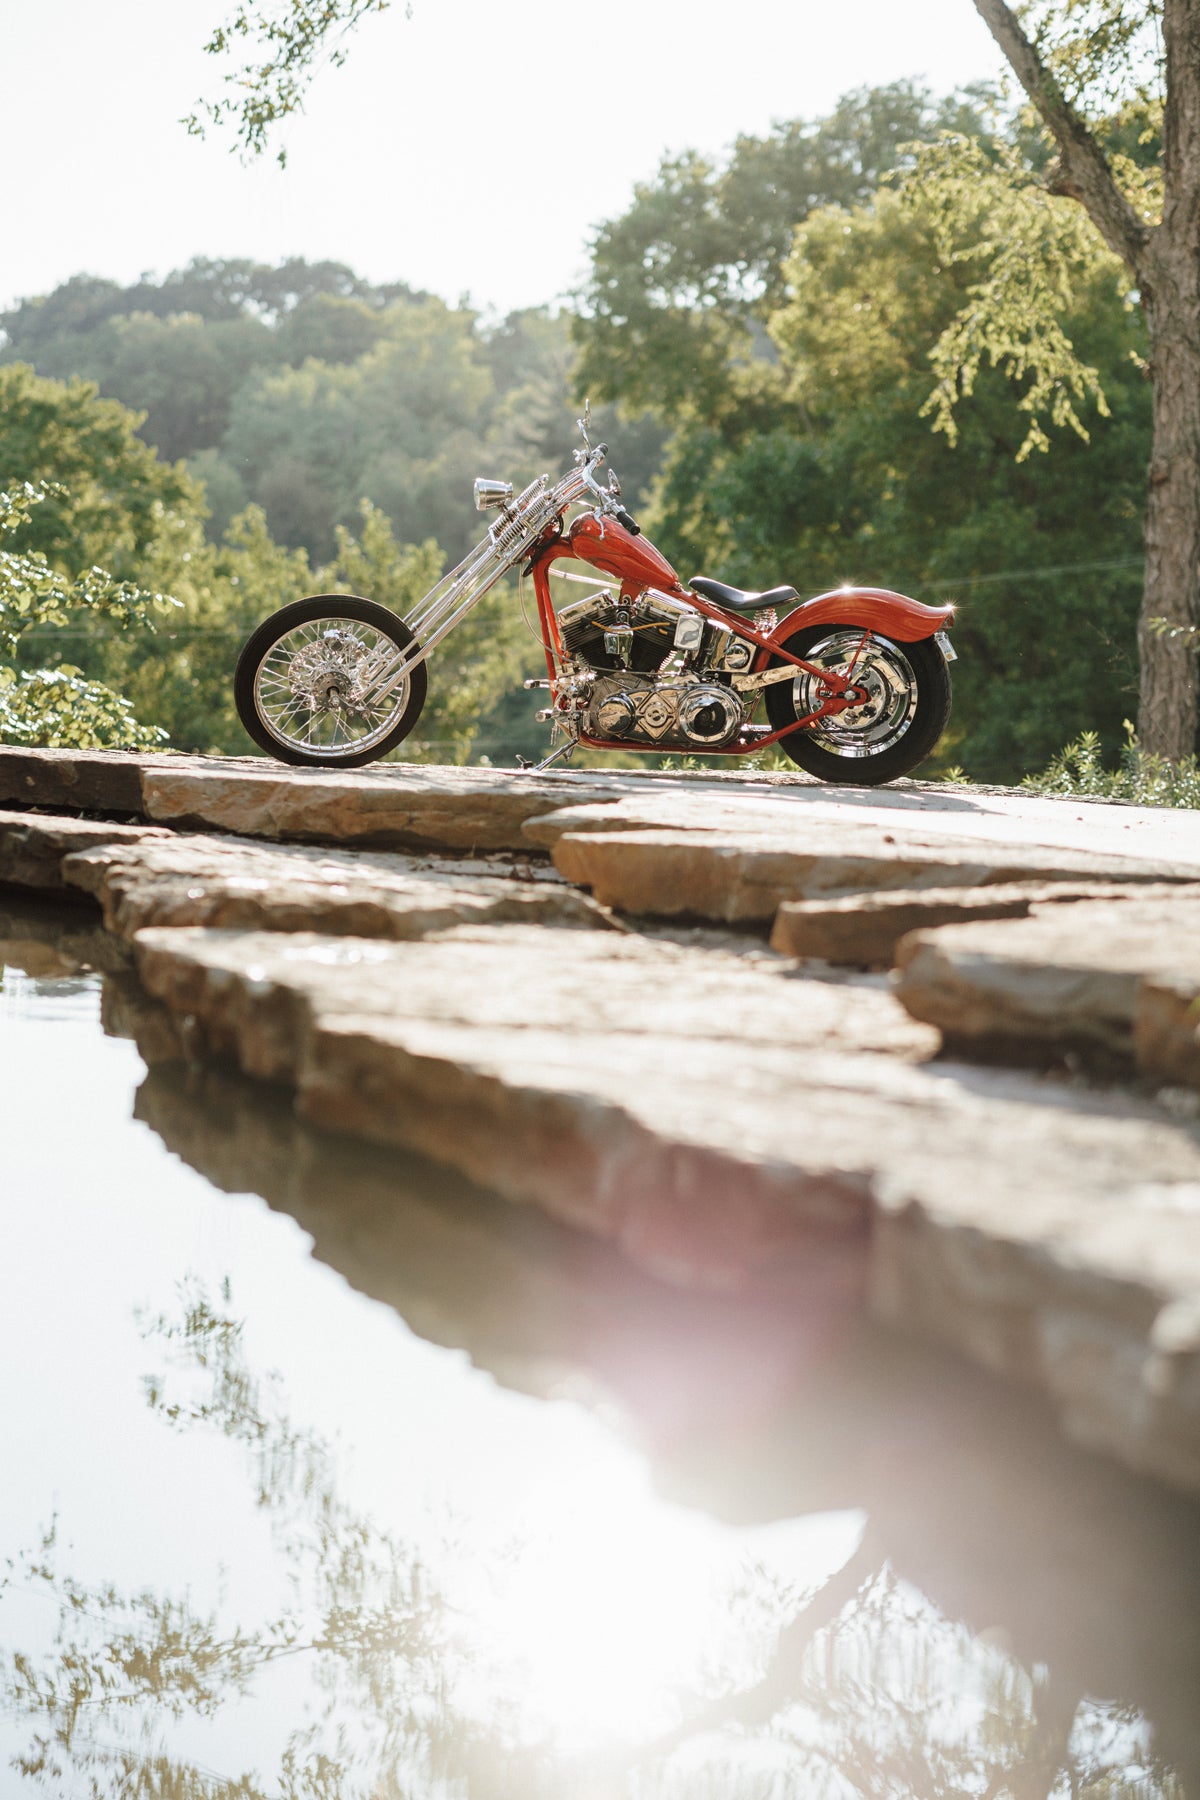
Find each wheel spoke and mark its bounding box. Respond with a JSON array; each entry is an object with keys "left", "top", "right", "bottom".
[{"left": 250, "top": 610, "right": 414, "bottom": 760}]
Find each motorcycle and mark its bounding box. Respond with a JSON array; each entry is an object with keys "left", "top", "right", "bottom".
[{"left": 234, "top": 412, "right": 957, "bottom": 785}]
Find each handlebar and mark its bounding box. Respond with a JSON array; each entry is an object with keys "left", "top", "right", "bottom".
[{"left": 563, "top": 443, "right": 641, "bottom": 533}]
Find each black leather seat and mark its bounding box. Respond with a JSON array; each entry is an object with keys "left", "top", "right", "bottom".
[{"left": 690, "top": 576, "right": 799, "bottom": 613}]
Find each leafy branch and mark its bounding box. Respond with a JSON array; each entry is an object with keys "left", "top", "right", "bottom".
[
  {"left": 184, "top": 0, "right": 401, "bottom": 164},
  {"left": 896, "top": 136, "right": 1117, "bottom": 460},
  {"left": 0, "top": 483, "right": 177, "bottom": 749}
]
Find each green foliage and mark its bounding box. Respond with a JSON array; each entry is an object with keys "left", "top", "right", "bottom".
[
  {"left": 0, "top": 484, "right": 173, "bottom": 749},
  {"left": 2, "top": 266, "right": 656, "bottom": 587},
  {"left": 572, "top": 82, "right": 997, "bottom": 422},
  {"left": 572, "top": 83, "right": 1151, "bottom": 783},
  {"left": 223, "top": 296, "right": 494, "bottom": 561},
  {"left": 0, "top": 363, "right": 198, "bottom": 577},
  {"left": 1023, "top": 723, "right": 1200, "bottom": 805},
  {"left": 0, "top": 257, "right": 394, "bottom": 346},
  {"left": 895, "top": 135, "right": 1119, "bottom": 460},
  {"left": 1019, "top": 0, "right": 1164, "bottom": 116},
  {"left": 9, "top": 310, "right": 281, "bottom": 462},
  {"left": 0, "top": 299, "right": 577, "bottom": 764},
  {"left": 184, "top": 0, "right": 395, "bottom": 163},
  {"left": 93, "top": 502, "right": 313, "bottom": 753},
  {"left": 0, "top": 665, "right": 165, "bottom": 751}
]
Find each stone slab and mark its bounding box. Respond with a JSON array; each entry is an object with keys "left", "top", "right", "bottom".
[
  {"left": 0, "top": 809, "right": 173, "bottom": 893},
  {"left": 522, "top": 780, "right": 1200, "bottom": 877},
  {"left": 770, "top": 881, "right": 1163, "bottom": 968},
  {"left": 0, "top": 745, "right": 173, "bottom": 814},
  {"left": 61, "top": 831, "right": 612, "bottom": 941},
  {"left": 5, "top": 747, "right": 1200, "bottom": 881},
  {"left": 1137, "top": 972, "right": 1200, "bottom": 1090},
  {"left": 137, "top": 760, "right": 631, "bottom": 853},
  {"left": 0, "top": 745, "right": 638, "bottom": 851},
  {"left": 894, "top": 892, "right": 1200, "bottom": 1070},
  {"left": 549, "top": 827, "right": 1181, "bottom": 924},
  {"left": 127, "top": 918, "right": 1200, "bottom": 1494}
]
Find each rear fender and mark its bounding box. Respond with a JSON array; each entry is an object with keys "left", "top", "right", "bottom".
[{"left": 760, "top": 588, "right": 955, "bottom": 665}]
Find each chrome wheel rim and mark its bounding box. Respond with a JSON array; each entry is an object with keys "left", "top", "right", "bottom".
[
  {"left": 252, "top": 616, "right": 411, "bottom": 759},
  {"left": 791, "top": 631, "right": 918, "bottom": 758}
]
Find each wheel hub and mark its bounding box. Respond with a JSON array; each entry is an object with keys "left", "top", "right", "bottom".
[
  {"left": 793, "top": 631, "right": 919, "bottom": 757},
  {"left": 289, "top": 633, "right": 371, "bottom": 713}
]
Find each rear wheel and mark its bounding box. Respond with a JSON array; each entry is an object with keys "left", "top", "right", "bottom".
[
  {"left": 764, "top": 624, "right": 951, "bottom": 785},
  {"left": 234, "top": 595, "right": 427, "bottom": 769}
]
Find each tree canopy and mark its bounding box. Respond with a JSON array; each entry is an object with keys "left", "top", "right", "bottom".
[
  {"left": 0, "top": 352, "right": 545, "bottom": 760},
  {"left": 572, "top": 82, "right": 1149, "bottom": 780}
]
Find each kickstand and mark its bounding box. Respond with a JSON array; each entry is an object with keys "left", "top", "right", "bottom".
[{"left": 516, "top": 739, "right": 577, "bottom": 775}]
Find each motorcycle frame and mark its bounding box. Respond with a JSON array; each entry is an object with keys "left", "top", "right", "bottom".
[
  {"left": 525, "top": 520, "right": 955, "bottom": 756},
  {"left": 525, "top": 538, "right": 839, "bottom": 753},
  {"left": 353, "top": 439, "right": 954, "bottom": 756}
]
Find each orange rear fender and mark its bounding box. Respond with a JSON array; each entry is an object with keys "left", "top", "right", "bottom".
[{"left": 767, "top": 587, "right": 955, "bottom": 653}]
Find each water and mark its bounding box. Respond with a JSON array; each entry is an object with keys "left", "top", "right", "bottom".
[{"left": 0, "top": 904, "right": 1197, "bottom": 1799}]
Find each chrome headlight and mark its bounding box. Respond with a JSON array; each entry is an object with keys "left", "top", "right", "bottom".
[{"left": 474, "top": 477, "right": 514, "bottom": 512}]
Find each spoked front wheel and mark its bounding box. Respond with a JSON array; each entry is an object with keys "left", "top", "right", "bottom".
[
  {"left": 234, "top": 595, "right": 427, "bottom": 768},
  {"left": 765, "top": 625, "right": 951, "bottom": 785}
]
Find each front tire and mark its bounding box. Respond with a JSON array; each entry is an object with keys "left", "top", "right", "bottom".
[
  {"left": 234, "top": 595, "right": 428, "bottom": 769},
  {"left": 764, "top": 625, "right": 951, "bottom": 785}
]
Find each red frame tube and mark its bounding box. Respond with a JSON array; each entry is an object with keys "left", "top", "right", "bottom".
[{"left": 525, "top": 531, "right": 954, "bottom": 757}]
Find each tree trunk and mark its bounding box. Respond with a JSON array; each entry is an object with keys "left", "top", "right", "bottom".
[
  {"left": 1140, "top": 285, "right": 1200, "bottom": 758},
  {"left": 972, "top": 0, "right": 1200, "bottom": 759},
  {"left": 1137, "top": 0, "right": 1200, "bottom": 759}
]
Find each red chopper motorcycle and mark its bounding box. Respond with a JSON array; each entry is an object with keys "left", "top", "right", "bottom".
[{"left": 234, "top": 413, "right": 956, "bottom": 784}]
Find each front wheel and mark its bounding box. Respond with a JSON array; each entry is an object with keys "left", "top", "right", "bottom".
[
  {"left": 234, "top": 595, "right": 428, "bottom": 768},
  {"left": 764, "top": 625, "right": 951, "bottom": 785}
]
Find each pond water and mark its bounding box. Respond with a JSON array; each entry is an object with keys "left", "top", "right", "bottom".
[{"left": 0, "top": 909, "right": 1198, "bottom": 1799}]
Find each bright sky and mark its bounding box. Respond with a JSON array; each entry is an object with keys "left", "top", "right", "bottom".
[{"left": 2, "top": 0, "right": 1004, "bottom": 318}]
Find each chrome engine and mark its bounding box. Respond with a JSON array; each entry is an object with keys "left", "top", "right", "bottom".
[
  {"left": 586, "top": 671, "right": 743, "bottom": 747},
  {"left": 556, "top": 591, "right": 746, "bottom": 750}
]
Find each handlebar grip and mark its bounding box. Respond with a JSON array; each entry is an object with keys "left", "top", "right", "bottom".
[{"left": 615, "top": 507, "right": 641, "bottom": 536}]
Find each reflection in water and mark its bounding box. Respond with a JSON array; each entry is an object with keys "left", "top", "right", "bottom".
[
  {"left": 0, "top": 922, "right": 1196, "bottom": 1797},
  {"left": 5, "top": 1282, "right": 450, "bottom": 1799}
]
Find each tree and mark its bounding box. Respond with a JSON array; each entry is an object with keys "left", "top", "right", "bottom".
[
  {"left": 0, "top": 363, "right": 197, "bottom": 578},
  {"left": 0, "top": 296, "right": 560, "bottom": 764},
  {"left": 573, "top": 82, "right": 994, "bottom": 423},
  {"left": 764, "top": 184, "right": 1148, "bottom": 778},
  {"left": 0, "top": 483, "right": 172, "bottom": 749},
  {"left": 948, "top": 0, "right": 1199, "bottom": 759},
  {"left": 5, "top": 310, "right": 281, "bottom": 461}
]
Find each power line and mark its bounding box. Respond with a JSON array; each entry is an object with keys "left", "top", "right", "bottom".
[
  {"left": 921, "top": 554, "right": 1143, "bottom": 591},
  {"left": 8, "top": 551, "right": 1146, "bottom": 648}
]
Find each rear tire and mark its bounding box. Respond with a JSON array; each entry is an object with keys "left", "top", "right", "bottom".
[
  {"left": 234, "top": 595, "right": 428, "bottom": 769},
  {"left": 764, "top": 624, "right": 951, "bottom": 786}
]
